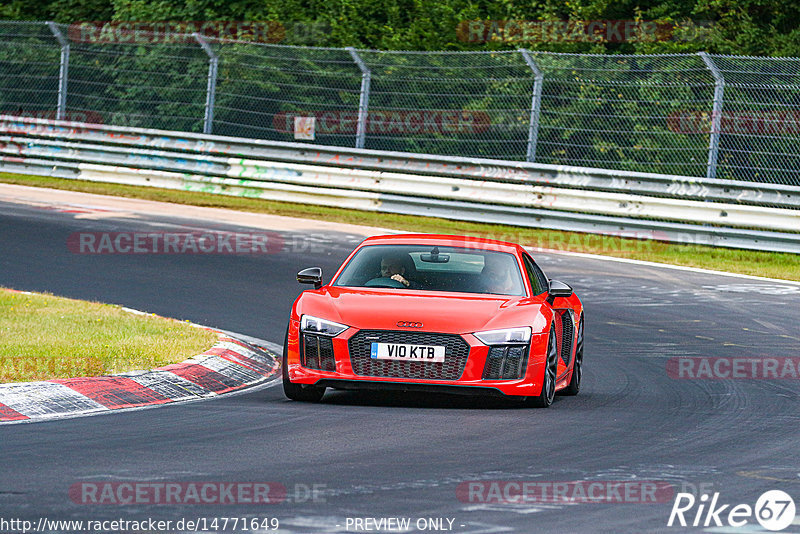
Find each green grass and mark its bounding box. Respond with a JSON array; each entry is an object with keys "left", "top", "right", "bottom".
[
  {"left": 2, "top": 172, "right": 799, "bottom": 281},
  {"left": 0, "top": 288, "right": 218, "bottom": 383}
]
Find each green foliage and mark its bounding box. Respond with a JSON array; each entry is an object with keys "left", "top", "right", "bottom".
[
  {"left": 0, "top": 1, "right": 797, "bottom": 181},
  {"left": 0, "top": 0, "right": 797, "bottom": 55}
]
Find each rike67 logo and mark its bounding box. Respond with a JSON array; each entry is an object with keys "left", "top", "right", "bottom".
[{"left": 668, "top": 490, "right": 796, "bottom": 531}]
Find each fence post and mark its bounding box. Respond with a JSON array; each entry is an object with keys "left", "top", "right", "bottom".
[
  {"left": 698, "top": 52, "right": 725, "bottom": 180},
  {"left": 46, "top": 22, "right": 69, "bottom": 121},
  {"left": 194, "top": 34, "right": 218, "bottom": 135},
  {"left": 347, "top": 47, "right": 371, "bottom": 149},
  {"left": 520, "top": 49, "right": 544, "bottom": 163}
]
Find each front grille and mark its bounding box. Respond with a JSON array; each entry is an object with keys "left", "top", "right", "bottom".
[
  {"left": 302, "top": 333, "right": 336, "bottom": 371},
  {"left": 483, "top": 345, "right": 529, "bottom": 380},
  {"left": 348, "top": 330, "right": 470, "bottom": 380},
  {"left": 560, "top": 312, "right": 574, "bottom": 366}
]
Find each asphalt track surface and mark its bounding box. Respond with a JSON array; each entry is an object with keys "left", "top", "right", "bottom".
[{"left": 1, "top": 191, "right": 799, "bottom": 533}]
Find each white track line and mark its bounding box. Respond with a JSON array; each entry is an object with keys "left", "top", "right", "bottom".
[{"left": 528, "top": 247, "right": 800, "bottom": 286}]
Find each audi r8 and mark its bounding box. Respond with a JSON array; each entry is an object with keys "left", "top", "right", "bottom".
[{"left": 282, "top": 234, "right": 584, "bottom": 407}]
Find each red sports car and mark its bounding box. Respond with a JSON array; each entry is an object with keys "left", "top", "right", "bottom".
[{"left": 282, "top": 234, "right": 584, "bottom": 407}]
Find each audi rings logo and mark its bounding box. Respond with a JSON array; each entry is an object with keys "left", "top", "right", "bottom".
[{"left": 396, "top": 321, "right": 424, "bottom": 328}]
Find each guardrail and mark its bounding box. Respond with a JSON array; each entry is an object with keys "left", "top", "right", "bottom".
[{"left": 1, "top": 115, "right": 799, "bottom": 253}]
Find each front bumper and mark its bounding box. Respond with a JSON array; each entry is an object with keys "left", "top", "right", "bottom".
[{"left": 286, "top": 320, "right": 551, "bottom": 398}]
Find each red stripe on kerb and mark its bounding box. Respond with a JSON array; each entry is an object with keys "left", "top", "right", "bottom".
[
  {"left": 0, "top": 402, "right": 29, "bottom": 421},
  {"left": 158, "top": 363, "right": 243, "bottom": 393},
  {"left": 52, "top": 377, "right": 171, "bottom": 409}
]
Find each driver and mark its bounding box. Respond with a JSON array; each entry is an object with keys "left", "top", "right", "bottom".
[
  {"left": 481, "top": 254, "right": 516, "bottom": 294},
  {"left": 380, "top": 254, "right": 418, "bottom": 288}
]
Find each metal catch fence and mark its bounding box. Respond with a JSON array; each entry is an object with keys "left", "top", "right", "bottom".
[{"left": 1, "top": 21, "right": 799, "bottom": 186}]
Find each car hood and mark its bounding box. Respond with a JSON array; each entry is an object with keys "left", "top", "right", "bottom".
[{"left": 296, "top": 286, "right": 548, "bottom": 334}]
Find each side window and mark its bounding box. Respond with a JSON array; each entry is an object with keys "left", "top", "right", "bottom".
[{"left": 522, "top": 254, "right": 548, "bottom": 295}]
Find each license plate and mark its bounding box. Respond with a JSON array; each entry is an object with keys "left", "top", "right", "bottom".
[{"left": 370, "top": 342, "right": 445, "bottom": 363}]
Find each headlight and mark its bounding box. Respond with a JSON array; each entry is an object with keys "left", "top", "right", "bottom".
[
  {"left": 301, "top": 314, "right": 349, "bottom": 337},
  {"left": 473, "top": 326, "right": 531, "bottom": 345}
]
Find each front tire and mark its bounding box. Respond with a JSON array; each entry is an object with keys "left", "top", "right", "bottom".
[
  {"left": 282, "top": 325, "right": 326, "bottom": 402},
  {"left": 561, "top": 316, "right": 583, "bottom": 396},
  {"left": 527, "top": 327, "right": 558, "bottom": 408}
]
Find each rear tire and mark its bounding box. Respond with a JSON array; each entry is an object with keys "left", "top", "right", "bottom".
[
  {"left": 527, "top": 328, "right": 558, "bottom": 408},
  {"left": 282, "top": 325, "right": 326, "bottom": 402},
  {"left": 561, "top": 316, "right": 583, "bottom": 396}
]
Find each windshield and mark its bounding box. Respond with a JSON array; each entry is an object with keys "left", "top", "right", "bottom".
[{"left": 333, "top": 244, "right": 526, "bottom": 296}]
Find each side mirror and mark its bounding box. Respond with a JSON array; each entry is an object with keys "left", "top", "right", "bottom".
[
  {"left": 297, "top": 267, "right": 323, "bottom": 289},
  {"left": 547, "top": 279, "right": 573, "bottom": 304}
]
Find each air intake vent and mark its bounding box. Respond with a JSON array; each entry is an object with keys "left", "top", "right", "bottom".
[
  {"left": 483, "top": 345, "right": 529, "bottom": 380},
  {"left": 302, "top": 334, "right": 336, "bottom": 371},
  {"left": 560, "top": 312, "right": 574, "bottom": 366}
]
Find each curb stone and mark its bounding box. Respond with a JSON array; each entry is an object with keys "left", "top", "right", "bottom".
[{"left": 0, "top": 334, "right": 280, "bottom": 423}]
